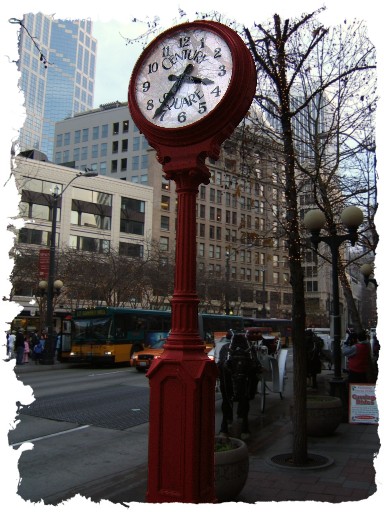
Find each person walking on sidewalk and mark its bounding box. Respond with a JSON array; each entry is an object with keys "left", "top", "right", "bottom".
[
  {"left": 22, "top": 334, "right": 31, "bottom": 364},
  {"left": 15, "top": 329, "right": 25, "bottom": 365},
  {"left": 342, "top": 331, "right": 372, "bottom": 383}
]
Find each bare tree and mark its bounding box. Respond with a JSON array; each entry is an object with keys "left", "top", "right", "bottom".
[{"left": 241, "top": 8, "right": 376, "bottom": 464}]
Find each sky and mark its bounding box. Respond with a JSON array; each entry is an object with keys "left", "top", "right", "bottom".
[{"left": 1, "top": 1, "right": 383, "bottom": 511}]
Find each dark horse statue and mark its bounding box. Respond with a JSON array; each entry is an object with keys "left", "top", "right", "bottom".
[{"left": 217, "top": 332, "right": 263, "bottom": 439}]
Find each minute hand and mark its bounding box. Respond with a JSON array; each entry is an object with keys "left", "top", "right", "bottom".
[{"left": 153, "top": 64, "right": 194, "bottom": 119}]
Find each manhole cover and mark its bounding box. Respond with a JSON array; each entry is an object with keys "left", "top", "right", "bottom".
[{"left": 269, "top": 452, "right": 333, "bottom": 470}]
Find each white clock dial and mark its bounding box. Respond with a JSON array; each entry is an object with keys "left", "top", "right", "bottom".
[{"left": 134, "top": 27, "right": 233, "bottom": 128}]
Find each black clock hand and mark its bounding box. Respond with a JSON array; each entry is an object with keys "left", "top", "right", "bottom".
[
  {"left": 153, "top": 64, "right": 194, "bottom": 119},
  {"left": 168, "top": 75, "right": 214, "bottom": 85}
]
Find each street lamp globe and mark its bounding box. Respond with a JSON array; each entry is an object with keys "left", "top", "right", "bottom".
[
  {"left": 54, "top": 279, "right": 64, "bottom": 292},
  {"left": 303, "top": 209, "right": 326, "bottom": 231},
  {"left": 361, "top": 263, "right": 374, "bottom": 279},
  {"left": 39, "top": 280, "right": 48, "bottom": 291},
  {"left": 340, "top": 205, "right": 364, "bottom": 229}
]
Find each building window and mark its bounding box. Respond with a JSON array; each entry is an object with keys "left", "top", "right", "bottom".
[
  {"left": 112, "top": 140, "right": 119, "bottom": 153},
  {"left": 121, "top": 158, "right": 127, "bottom": 171},
  {"left": 306, "top": 281, "right": 318, "bottom": 292},
  {"left": 133, "top": 137, "right": 140, "bottom": 151},
  {"left": 200, "top": 186, "right": 206, "bottom": 200},
  {"left": 159, "top": 236, "right": 169, "bottom": 251},
  {"left": 209, "top": 245, "right": 214, "bottom": 258},
  {"left": 162, "top": 178, "right": 170, "bottom": 191},
  {"left": 82, "top": 128, "right": 89, "bottom": 142},
  {"left": 81, "top": 147, "right": 88, "bottom": 160},
  {"left": 70, "top": 235, "right": 110, "bottom": 253},
  {"left": 113, "top": 122, "right": 119, "bottom": 135},
  {"left": 119, "top": 242, "right": 143, "bottom": 258},
  {"left": 92, "top": 126, "right": 99, "bottom": 140},
  {"left": 123, "top": 120, "right": 129, "bottom": 133},
  {"left": 161, "top": 196, "right": 170, "bottom": 211},
  {"left": 161, "top": 216, "right": 170, "bottom": 231},
  {"left": 100, "top": 143, "right": 107, "bottom": 157},
  {"left": 209, "top": 225, "right": 215, "bottom": 239},
  {"left": 198, "top": 243, "right": 205, "bottom": 257},
  {"left": 141, "top": 154, "right": 148, "bottom": 169},
  {"left": 101, "top": 124, "right": 108, "bottom": 138},
  {"left": 56, "top": 134, "right": 63, "bottom": 147},
  {"left": 111, "top": 160, "right": 118, "bottom": 172},
  {"left": 122, "top": 139, "right": 128, "bottom": 152},
  {"left": 199, "top": 223, "right": 205, "bottom": 237},
  {"left": 74, "top": 130, "right": 81, "bottom": 143},
  {"left": 199, "top": 204, "right": 205, "bottom": 218},
  {"left": 120, "top": 218, "right": 144, "bottom": 235},
  {"left": 73, "top": 147, "right": 80, "bottom": 161},
  {"left": 132, "top": 156, "right": 139, "bottom": 170},
  {"left": 92, "top": 144, "right": 98, "bottom": 158},
  {"left": 18, "top": 227, "right": 49, "bottom": 246}
]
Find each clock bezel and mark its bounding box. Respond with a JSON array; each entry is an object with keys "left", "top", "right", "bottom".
[{"left": 128, "top": 20, "right": 256, "bottom": 149}]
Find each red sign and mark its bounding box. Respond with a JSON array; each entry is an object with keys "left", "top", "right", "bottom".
[{"left": 39, "top": 249, "right": 50, "bottom": 279}]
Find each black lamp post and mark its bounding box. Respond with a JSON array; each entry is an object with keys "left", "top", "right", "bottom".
[
  {"left": 260, "top": 268, "right": 267, "bottom": 318},
  {"left": 42, "top": 169, "right": 98, "bottom": 364},
  {"left": 361, "top": 263, "right": 378, "bottom": 289},
  {"left": 303, "top": 206, "right": 364, "bottom": 397},
  {"left": 225, "top": 250, "right": 230, "bottom": 315}
]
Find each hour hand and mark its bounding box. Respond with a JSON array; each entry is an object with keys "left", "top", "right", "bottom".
[
  {"left": 153, "top": 64, "right": 194, "bottom": 119},
  {"left": 169, "top": 74, "right": 214, "bottom": 85}
]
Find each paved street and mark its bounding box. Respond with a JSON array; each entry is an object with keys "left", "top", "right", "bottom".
[{"left": 4, "top": 351, "right": 382, "bottom": 509}]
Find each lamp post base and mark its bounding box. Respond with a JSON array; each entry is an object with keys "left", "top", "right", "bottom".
[
  {"left": 146, "top": 349, "right": 218, "bottom": 503},
  {"left": 328, "top": 377, "right": 349, "bottom": 422}
]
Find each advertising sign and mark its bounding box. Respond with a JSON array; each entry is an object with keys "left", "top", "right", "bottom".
[{"left": 349, "top": 384, "right": 379, "bottom": 424}]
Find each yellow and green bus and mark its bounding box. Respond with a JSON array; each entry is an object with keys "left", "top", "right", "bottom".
[{"left": 67, "top": 307, "right": 245, "bottom": 365}]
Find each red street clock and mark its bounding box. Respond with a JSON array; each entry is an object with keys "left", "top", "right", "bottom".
[{"left": 128, "top": 20, "right": 256, "bottom": 160}]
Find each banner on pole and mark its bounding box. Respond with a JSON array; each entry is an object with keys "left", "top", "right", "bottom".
[{"left": 39, "top": 248, "right": 50, "bottom": 280}]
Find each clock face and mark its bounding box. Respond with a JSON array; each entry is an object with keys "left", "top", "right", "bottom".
[{"left": 134, "top": 26, "right": 233, "bottom": 129}]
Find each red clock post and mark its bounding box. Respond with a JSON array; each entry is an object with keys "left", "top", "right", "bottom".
[{"left": 128, "top": 20, "right": 256, "bottom": 503}]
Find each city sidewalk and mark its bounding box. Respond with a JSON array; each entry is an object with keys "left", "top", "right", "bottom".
[
  {"left": 12, "top": 353, "right": 382, "bottom": 505},
  {"left": 237, "top": 367, "right": 381, "bottom": 504}
]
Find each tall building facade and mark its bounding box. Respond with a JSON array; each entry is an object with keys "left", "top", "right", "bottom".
[
  {"left": 16, "top": 13, "right": 97, "bottom": 160},
  {"left": 53, "top": 106, "right": 293, "bottom": 318},
  {"left": 53, "top": 102, "right": 150, "bottom": 182},
  {"left": 11, "top": 155, "right": 153, "bottom": 328}
]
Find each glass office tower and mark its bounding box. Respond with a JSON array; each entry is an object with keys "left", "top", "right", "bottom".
[{"left": 16, "top": 13, "right": 97, "bottom": 160}]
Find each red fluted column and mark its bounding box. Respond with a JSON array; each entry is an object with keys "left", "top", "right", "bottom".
[{"left": 146, "top": 159, "right": 218, "bottom": 503}]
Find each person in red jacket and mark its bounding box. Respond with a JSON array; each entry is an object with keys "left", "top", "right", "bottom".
[{"left": 342, "top": 331, "right": 371, "bottom": 383}]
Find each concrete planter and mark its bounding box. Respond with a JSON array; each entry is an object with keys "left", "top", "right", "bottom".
[
  {"left": 214, "top": 437, "right": 249, "bottom": 502},
  {"left": 306, "top": 395, "right": 343, "bottom": 436}
]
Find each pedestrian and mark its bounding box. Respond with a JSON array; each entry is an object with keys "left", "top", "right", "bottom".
[
  {"left": 342, "top": 331, "right": 372, "bottom": 383},
  {"left": 15, "top": 328, "right": 25, "bottom": 365},
  {"left": 23, "top": 334, "right": 31, "bottom": 363},
  {"left": 56, "top": 331, "right": 62, "bottom": 361},
  {"left": 33, "top": 339, "right": 44, "bottom": 364},
  {"left": 7, "top": 331, "right": 15, "bottom": 359}
]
